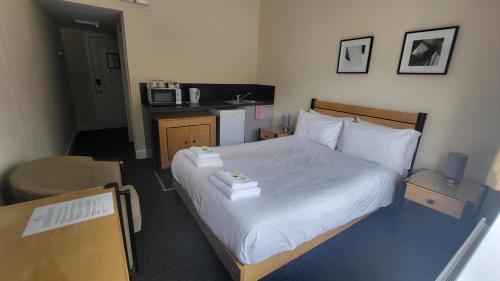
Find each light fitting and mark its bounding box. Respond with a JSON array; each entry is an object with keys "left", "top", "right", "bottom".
[{"left": 74, "top": 19, "right": 100, "bottom": 28}]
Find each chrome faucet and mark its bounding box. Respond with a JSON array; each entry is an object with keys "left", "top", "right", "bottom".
[{"left": 236, "top": 93, "right": 253, "bottom": 103}]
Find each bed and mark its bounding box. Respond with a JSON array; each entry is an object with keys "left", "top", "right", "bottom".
[{"left": 171, "top": 99, "right": 427, "bottom": 281}]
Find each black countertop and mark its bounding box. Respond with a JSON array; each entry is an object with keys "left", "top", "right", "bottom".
[{"left": 146, "top": 100, "right": 273, "bottom": 114}]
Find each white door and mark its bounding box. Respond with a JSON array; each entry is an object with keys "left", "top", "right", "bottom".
[{"left": 88, "top": 35, "right": 126, "bottom": 129}]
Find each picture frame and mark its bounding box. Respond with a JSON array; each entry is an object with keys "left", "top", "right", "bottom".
[
  {"left": 397, "top": 26, "right": 459, "bottom": 75},
  {"left": 120, "top": 0, "right": 150, "bottom": 5},
  {"left": 337, "top": 36, "right": 374, "bottom": 74},
  {"left": 106, "top": 53, "right": 121, "bottom": 69}
]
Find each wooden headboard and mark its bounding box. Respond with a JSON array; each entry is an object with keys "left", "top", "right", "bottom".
[
  {"left": 311, "top": 99, "right": 426, "bottom": 131},
  {"left": 311, "top": 98, "right": 427, "bottom": 172}
]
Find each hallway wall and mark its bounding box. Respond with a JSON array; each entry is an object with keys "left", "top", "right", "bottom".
[{"left": 0, "top": 1, "right": 76, "bottom": 204}]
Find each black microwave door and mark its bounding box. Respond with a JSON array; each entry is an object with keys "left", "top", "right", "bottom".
[{"left": 151, "top": 90, "right": 175, "bottom": 104}]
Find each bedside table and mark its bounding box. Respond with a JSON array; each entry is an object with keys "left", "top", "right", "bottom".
[
  {"left": 259, "top": 126, "right": 291, "bottom": 140},
  {"left": 404, "top": 170, "right": 487, "bottom": 221}
]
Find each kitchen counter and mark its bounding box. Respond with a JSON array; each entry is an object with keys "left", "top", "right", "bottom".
[
  {"left": 141, "top": 82, "right": 275, "bottom": 168},
  {"left": 146, "top": 100, "right": 274, "bottom": 115}
]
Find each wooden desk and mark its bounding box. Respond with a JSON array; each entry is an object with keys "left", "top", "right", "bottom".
[{"left": 0, "top": 188, "right": 129, "bottom": 281}]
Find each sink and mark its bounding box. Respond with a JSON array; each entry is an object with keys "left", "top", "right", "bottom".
[{"left": 225, "top": 100, "right": 258, "bottom": 105}]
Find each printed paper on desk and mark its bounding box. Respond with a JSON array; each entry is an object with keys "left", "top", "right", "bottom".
[{"left": 22, "top": 192, "right": 115, "bottom": 237}]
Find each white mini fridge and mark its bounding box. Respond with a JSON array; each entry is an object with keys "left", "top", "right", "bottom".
[{"left": 210, "top": 109, "right": 246, "bottom": 146}]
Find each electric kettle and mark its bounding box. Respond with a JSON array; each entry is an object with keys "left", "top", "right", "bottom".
[{"left": 189, "top": 88, "right": 201, "bottom": 104}]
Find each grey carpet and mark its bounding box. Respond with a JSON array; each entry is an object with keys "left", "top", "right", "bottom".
[{"left": 73, "top": 128, "right": 469, "bottom": 281}]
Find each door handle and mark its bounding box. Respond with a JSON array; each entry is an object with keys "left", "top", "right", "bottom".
[
  {"left": 192, "top": 139, "right": 196, "bottom": 143},
  {"left": 184, "top": 141, "right": 188, "bottom": 144},
  {"left": 426, "top": 199, "right": 434, "bottom": 205},
  {"left": 95, "top": 78, "right": 106, "bottom": 93}
]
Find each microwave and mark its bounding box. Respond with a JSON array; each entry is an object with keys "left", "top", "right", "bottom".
[{"left": 147, "top": 84, "right": 182, "bottom": 105}]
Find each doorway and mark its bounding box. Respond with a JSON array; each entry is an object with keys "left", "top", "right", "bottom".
[
  {"left": 38, "top": 0, "right": 134, "bottom": 142},
  {"left": 61, "top": 29, "right": 127, "bottom": 131},
  {"left": 86, "top": 34, "right": 127, "bottom": 129}
]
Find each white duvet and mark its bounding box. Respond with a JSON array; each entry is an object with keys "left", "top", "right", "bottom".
[{"left": 171, "top": 136, "right": 399, "bottom": 265}]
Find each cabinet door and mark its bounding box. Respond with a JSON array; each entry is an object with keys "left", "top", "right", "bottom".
[
  {"left": 189, "top": 125, "right": 210, "bottom": 147},
  {"left": 166, "top": 126, "right": 190, "bottom": 160}
]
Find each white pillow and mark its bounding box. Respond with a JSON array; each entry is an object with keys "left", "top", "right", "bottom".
[
  {"left": 309, "top": 109, "right": 355, "bottom": 122},
  {"left": 338, "top": 119, "right": 421, "bottom": 175},
  {"left": 356, "top": 117, "right": 420, "bottom": 171},
  {"left": 295, "top": 109, "right": 343, "bottom": 149}
]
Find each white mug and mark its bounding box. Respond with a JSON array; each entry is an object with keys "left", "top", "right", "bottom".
[{"left": 189, "top": 88, "right": 200, "bottom": 104}]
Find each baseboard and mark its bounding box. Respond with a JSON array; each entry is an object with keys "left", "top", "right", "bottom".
[
  {"left": 135, "top": 149, "right": 148, "bottom": 159},
  {"left": 66, "top": 131, "right": 79, "bottom": 155}
]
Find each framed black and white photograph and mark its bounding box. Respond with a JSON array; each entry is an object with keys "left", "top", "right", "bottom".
[
  {"left": 398, "top": 26, "right": 459, "bottom": 74},
  {"left": 106, "top": 53, "right": 121, "bottom": 69},
  {"left": 337, "top": 36, "right": 374, "bottom": 74}
]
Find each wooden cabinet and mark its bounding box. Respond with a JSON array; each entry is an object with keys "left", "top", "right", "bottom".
[{"left": 158, "top": 114, "right": 216, "bottom": 169}]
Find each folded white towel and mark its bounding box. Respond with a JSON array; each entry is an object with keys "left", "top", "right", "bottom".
[
  {"left": 185, "top": 150, "right": 223, "bottom": 168},
  {"left": 190, "top": 146, "right": 220, "bottom": 159},
  {"left": 209, "top": 176, "right": 261, "bottom": 200},
  {"left": 215, "top": 171, "right": 258, "bottom": 190}
]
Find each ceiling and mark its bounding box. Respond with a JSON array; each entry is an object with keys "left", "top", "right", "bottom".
[{"left": 37, "top": 0, "right": 121, "bottom": 33}]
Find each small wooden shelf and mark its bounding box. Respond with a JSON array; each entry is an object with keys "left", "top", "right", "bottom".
[
  {"left": 259, "top": 126, "right": 291, "bottom": 140},
  {"left": 404, "top": 170, "right": 486, "bottom": 220}
]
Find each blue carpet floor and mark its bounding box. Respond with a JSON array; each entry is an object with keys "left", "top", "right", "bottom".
[{"left": 73, "top": 128, "right": 469, "bottom": 281}]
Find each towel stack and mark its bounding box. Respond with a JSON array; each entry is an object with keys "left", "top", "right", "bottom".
[
  {"left": 209, "top": 171, "right": 261, "bottom": 200},
  {"left": 186, "top": 146, "right": 223, "bottom": 167}
]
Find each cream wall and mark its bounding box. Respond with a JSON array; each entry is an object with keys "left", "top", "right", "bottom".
[
  {"left": 0, "top": 1, "right": 76, "bottom": 204},
  {"left": 66, "top": 0, "right": 261, "bottom": 157},
  {"left": 258, "top": 0, "right": 500, "bottom": 183}
]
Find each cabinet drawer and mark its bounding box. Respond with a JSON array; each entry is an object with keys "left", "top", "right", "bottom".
[
  {"left": 189, "top": 116, "right": 214, "bottom": 126},
  {"left": 405, "top": 183, "right": 465, "bottom": 219},
  {"left": 260, "top": 129, "right": 274, "bottom": 140},
  {"left": 159, "top": 119, "right": 190, "bottom": 128}
]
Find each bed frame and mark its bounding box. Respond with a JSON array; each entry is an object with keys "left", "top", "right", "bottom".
[{"left": 174, "top": 99, "right": 427, "bottom": 281}]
